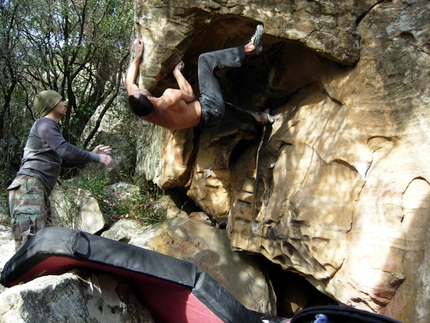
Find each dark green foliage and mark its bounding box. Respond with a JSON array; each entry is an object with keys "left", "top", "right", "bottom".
[
  {"left": 0, "top": 0, "right": 165, "bottom": 226},
  {"left": 0, "top": 0, "right": 133, "bottom": 188}
]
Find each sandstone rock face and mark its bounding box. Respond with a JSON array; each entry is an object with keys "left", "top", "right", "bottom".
[
  {"left": 135, "top": 123, "right": 195, "bottom": 188},
  {"left": 132, "top": 0, "right": 430, "bottom": 322},
  {"left": 102, "top": 218, "right": 275, "bottom": 314}
]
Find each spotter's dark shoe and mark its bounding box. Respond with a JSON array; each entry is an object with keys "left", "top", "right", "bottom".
[
  {"left": 250, "top": 24, "right": 264, "bottom": 55},
  {"left": 252, "top": 111, "right": 275, "bottom": 126}
]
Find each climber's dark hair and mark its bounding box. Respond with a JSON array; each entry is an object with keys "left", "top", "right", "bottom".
[{"left": 128, "top": 93, "right": 154, "bottom": 116}]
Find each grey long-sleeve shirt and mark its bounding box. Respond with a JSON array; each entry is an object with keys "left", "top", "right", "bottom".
[{"left": 17, "top": 118, "right": 100, "bottom": 195}]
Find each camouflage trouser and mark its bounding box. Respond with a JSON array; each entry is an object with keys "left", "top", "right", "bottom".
[{"left": 7, "top": 175, "right": 51, "bottom": 251}]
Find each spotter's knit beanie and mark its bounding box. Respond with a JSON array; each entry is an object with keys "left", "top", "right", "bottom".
[{"left": 34, "top": 90, "right": 62, "bottom": 118}]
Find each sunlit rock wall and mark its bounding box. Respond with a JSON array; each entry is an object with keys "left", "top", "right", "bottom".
[{"left": 132, "top": 1, "right": 430, "bottom": 322}]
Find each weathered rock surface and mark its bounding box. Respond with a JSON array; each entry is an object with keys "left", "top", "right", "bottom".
[
  {"left": 0, "top": 225, "right": 15, "bottom": 294},
  {"left": 1, "top": 206, "right": 277, "bottom": 320},
  {"left": 0, "top": 271, "right": 155, "bottom": 323},
  {"left": 132, "top": 0, "right": 430, "bottom": 322},
  {"left": 51, "top": 186, "right": 107, "bottom": 233},
  {"left": 102, "top": 217, "right": 275, "bottom": 314}
]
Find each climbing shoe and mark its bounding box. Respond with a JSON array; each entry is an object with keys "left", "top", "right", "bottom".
[
  {"left": 252, "top": 111, "right": 275, "bottom": 126},
  {"left": 250, "top": 24, "right": 264, "bottom": 55}
]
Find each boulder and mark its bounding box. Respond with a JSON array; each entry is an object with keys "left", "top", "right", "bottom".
[
  {"left": 102, "top": 217, "right": 275, "bottom": 315},
  {"left": 0, "top": 271, "right": 154, "bottom": 323},
  {"left": 132, "top": 0, "right": 430, "bottom": 321},
  {"left": 0, "top": 225, "right": 15, "bottom": 293},
  {"left": 51, "top": 186, "right": 107, "bottom": 233}
]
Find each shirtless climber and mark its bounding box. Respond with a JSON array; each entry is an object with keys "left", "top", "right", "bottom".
[{"left": 125, "top": 24, "right": 274, "bottom": 130}]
